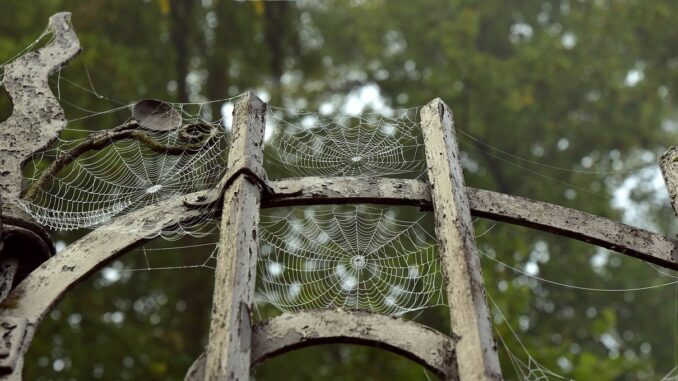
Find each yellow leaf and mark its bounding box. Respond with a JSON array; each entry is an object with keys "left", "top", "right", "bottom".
[
  {"left": 158, "top": 0, "right": 170, "bottom": 15},
  {"left": 254, "top": 0, "right": 265, "bottom": 16}
]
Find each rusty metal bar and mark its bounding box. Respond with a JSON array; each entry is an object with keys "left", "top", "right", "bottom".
[{"left": 0, "top": 11, "right": 80, "bottom": 308}]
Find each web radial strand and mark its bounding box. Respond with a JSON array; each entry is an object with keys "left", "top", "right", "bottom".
[
  {"left": 257, "top": 205, "right": 443, "bottom": 316},
  {"left": 265, "top": 106, "right": 427, "bottom": 179},
  {"left": 17, "top": 102, "right": 232, "bottom": 238}
]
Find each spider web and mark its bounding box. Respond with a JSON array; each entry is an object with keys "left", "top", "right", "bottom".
[
  {"left": 480, "top": 244, "right": 678, "bottom": 380},
  {"left": 488, "top": 294, "right": 571, "bottom": 381},
  {"left": 256, "top": 205, "right": 443, "bottom": 316},
  {"left": 0, "top": 22, "right": 53, "bottom": 83},
  {"left": 661, "top": 366, "right": 678, "bottom": 381},
  {"left": 265, "top": 106, "right": 427, "bottom": 179},
  {"left": 16, "top": 97, "right": 242, "bottom": 238}
]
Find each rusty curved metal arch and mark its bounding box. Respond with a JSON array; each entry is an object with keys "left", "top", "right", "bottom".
[
  {"left": 184, "top": 309, "right": 457, "bottom": 380},
  {"left": 0, "top": 11, "right": 674, "bottom": 381},
  {"left": 2, "top": 191, "right": 211, "bottom": 321}
]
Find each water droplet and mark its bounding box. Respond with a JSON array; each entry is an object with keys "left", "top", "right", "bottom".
[{"left": 146, "top": 184, "right": 162, "bottom": 194}]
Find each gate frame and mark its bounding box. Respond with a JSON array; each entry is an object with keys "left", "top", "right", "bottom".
[{"left": 1, "top": 12, "right": 677, "bottom": 381}]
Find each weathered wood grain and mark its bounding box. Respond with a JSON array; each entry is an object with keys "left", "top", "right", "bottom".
[
  {"left": 186, "top": 310, "right": 458, "bottom": 380},
  {"left": 204, "top": 93, "right": 266, "bottom": 381},
  {"left": 421, "top": 99, "right": 502, "bottom": 381}
]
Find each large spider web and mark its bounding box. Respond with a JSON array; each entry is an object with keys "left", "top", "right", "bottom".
[
  {"left": 265, "top": 106, "right": 427, "bottom": 179},
  {"left": 17, "top": 98, "right": 241, "bottom": 238},
  {"left": 256, "top": 205, "right": 443, "bottom": 316}
]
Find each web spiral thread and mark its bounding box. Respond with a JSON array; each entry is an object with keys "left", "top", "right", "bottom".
[
  {"left": 17, "top": 99, "right": 241, "bottom": 238},
  {"left": 257, "top": 205, "right": 443, "bottom": 316},
  {"left": 265, "top": 106, "right": 427, "bottom": 179}
]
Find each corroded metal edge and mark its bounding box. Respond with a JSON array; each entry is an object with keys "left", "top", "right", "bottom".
[
  {"left": 421, "top": 98, "right": 500, "bottom": 381},
  {"left": 0, "top": 191, "right": 209, "bottom": 380},
  {"left": 268, "top": 177, "right": 677, "bottom": 270},
  {"left": 0, "top": 317, "right": 27, "bottom": 375},
  {"left": 205, "top": 93, "right": 266, "bottom": 380}
]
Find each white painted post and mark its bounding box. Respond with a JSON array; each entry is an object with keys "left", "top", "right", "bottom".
[{"left": 204, "top": 93, "right": 266, "bottom": 381}]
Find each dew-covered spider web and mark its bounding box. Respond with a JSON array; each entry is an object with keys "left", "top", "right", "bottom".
[
  {"left": 256, "top": 205, "right": 442, "bottom": 316},
  {"left": 487, "top": 294, "right": 572, "bottom": 381},
  {"left": 265, "top": 106, "right": 427, "bottom": 179},
  {"left": 0, "top": 20, "right": 54, "bottom": 83},
  {"left": 478, "top": 243, "right": 678, "bottom": 381},
  {"left": 16, "top": 96, "right": 243, "bottom": 238}
]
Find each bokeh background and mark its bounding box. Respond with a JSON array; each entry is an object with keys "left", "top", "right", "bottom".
[{"left": 1, "top": 0, "right": 678, "bottom": 380}]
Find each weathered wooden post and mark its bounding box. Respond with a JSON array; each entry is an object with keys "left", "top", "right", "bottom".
[
  {"left": 204, "top": 93, "right": 266, "bottom": 380},
  {"left": 421, "top": 99, "right": 502, "bottom": 381}
]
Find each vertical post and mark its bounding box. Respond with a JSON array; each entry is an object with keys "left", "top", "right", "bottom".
[
  {"left": 421, "top": 99, "right": 502, "bottom": 381},
  {"left": 659, "top": 147, "right": 678, "bottom": 217},
  {"left": 204, "top": 93, "right": 266, "bottom": 381}
]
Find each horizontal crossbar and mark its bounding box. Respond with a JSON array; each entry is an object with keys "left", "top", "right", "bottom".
[{"left": 266, "top": 177, "right": 677, "bottom": 270}]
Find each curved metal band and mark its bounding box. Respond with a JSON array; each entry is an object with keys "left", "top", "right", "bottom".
[
  {"left": 0, "top": 192, "right": 211, "bottom": 379},
  {"left": 184, "top": 310, "right": 457, "bottom": 380},
  {"left": 2, "top": 192, "right": 210, "bottom": 320},
  {"left": 268, "top": 177, "right": 677, "bottom": 270},
  {"left": 5, "top": 177, "right": 677, "bottom": 323}
]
